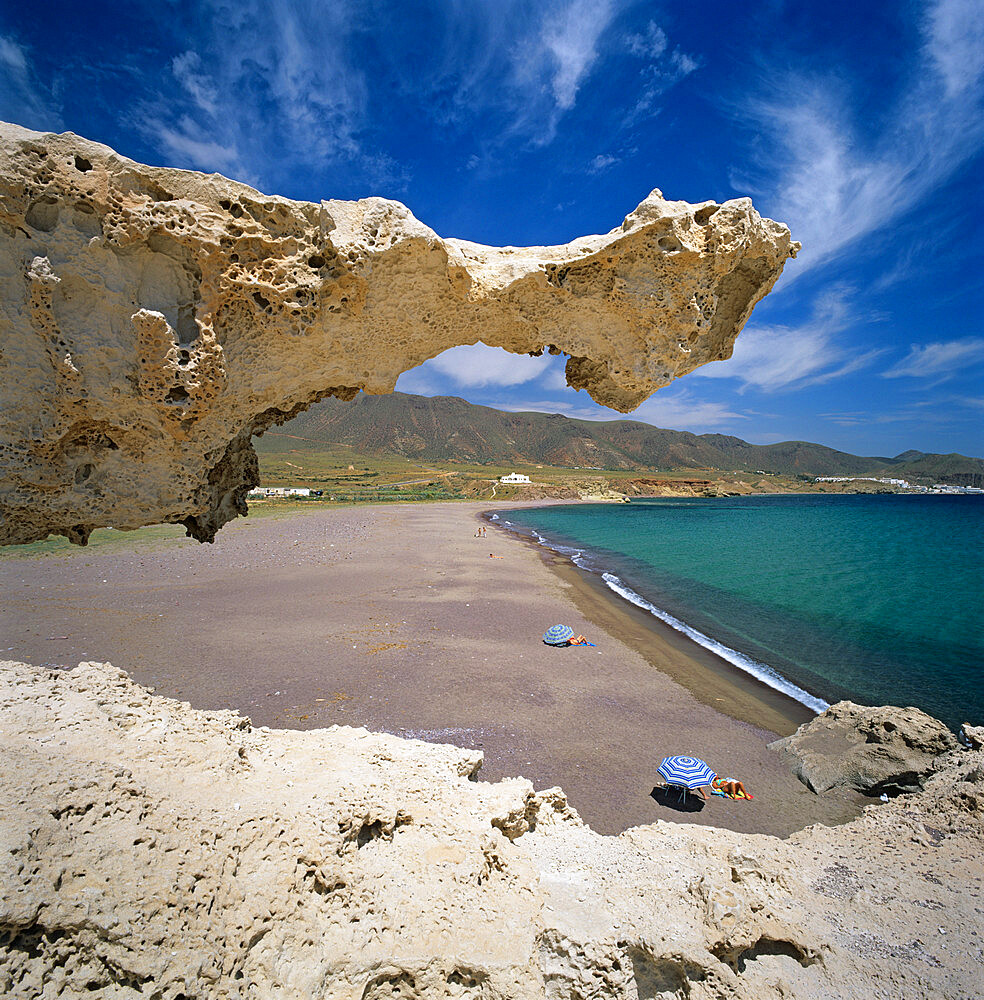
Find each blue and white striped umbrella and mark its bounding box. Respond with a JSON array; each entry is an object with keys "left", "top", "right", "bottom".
[
  {"left": 657, "top": 755, "right": 716, "bottom": 789},
  {"left": 542, "top": 624, "right": 575, "bottom": 646}
]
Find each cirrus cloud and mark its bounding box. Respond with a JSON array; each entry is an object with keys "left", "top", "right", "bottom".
[{"left": 882, "top": 338, "right": 984, "bottom": 380}]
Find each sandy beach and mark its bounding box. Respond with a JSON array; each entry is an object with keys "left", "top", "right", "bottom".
[{"left": 0, "top": 501, "right": 864, "bottom": 836}]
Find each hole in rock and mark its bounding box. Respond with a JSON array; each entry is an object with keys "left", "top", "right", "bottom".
[
  {"left": 74, "top": 154, "right": 93, "bottom": 172},
  {"left": 356, "top": 820, "right": 384, "bottom": 848},
  {"left": 74, "top": 463, "right": 95, "bottom": 484},
  {"left": 176, "top": 305, "right": 199, "bottom": 346},
  {"left": 166, "top": 386, "right": 191, "bottom": 404},
  {"left": 714, "top": 936, "right": 816, "bottom": 974},
  {"left": 658, "top": 236, "right": 682, "bottom": 252},
  {"left": 362, "top": 971, "right": 416, "bottom": 1000},
  {"left": 694, "top": 204, "right": 719, "bottom": 225},
  {"left": 252, "top": 291, "right": 271, "bottom": 309},
  {"left": 627, "top": 947, "right": 704, "bottom": 997},
  {"left": 447, "top": 968, "right": 486, "bottom": 988},
  {"left": 25, "top": 198, "right": 59, "bottom": 232}
]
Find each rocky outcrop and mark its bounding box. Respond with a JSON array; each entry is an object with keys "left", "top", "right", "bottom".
[
  {"left": 0, "top": 123, "right": 798, "bottom": 546},
  {"left": 2, "top": 660, "right": 982, "bottom": 999},
  {"left": 624, "top": 477, "right": 737, "bottom": 498},
  {"left": 769, "top": 701, "right": 958, "bottom": 795},
  {"left": 506, "top": 477, "right": 630, "bottom": 503}
]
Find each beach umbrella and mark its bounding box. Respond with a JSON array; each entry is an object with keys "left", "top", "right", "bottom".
[
  {"left": 657, "top": 755, "right": 716, "bottom": 789},
  {"left": 542, "top": 624, "right": 575, "bottom": 646}
]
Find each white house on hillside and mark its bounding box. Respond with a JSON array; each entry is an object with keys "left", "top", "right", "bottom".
[
  {"left": 499, "top": 473, "right": 531, "bottom": 484},
  {"left": 248, "top": 487, "right": 311, "bottom": 498}
]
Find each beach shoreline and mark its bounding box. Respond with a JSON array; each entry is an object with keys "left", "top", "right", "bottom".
[
  {"left": 485, "top": 506, "right": 816, "bottom": 737},
  {"left": 0, "top": 500, "right": 864, "bottom": 837}
]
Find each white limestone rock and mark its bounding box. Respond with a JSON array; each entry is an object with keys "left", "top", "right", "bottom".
[
  {"left": 769, "top": 701, "right": 958, "bottom": 795},
  {"left": 2, "top": 660, "right": 982, "bottom": 999},
  {"left": 0, "top": 123, "right": 798, "bottom": 546}
]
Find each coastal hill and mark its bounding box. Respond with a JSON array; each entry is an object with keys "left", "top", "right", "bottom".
[{"left": 260, "top": 391, "right": 984, "bottom": 484}]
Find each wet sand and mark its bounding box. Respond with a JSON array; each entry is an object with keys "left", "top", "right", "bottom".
[{"left": 0, "top": 501, "right": 865, "bottom": 836}]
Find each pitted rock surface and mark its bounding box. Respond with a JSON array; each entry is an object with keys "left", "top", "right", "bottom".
[
  {"left": 769, "top": 701, "right": 958, "bottom": 795},
  {"left": 0, "top": 122, "right": 797, "bottom": 546},
  {"left": 2, "top": 661, "right": 982, "bottom": 999}
]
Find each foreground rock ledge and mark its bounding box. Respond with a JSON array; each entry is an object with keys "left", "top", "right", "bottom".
[
  {"left": 0, "top": 123, "right": 798, "bottom": 546},
  {"left": 2, "top": 661, "right": 981, "bottom": 999}
]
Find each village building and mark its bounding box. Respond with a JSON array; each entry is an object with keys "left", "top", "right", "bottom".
[{"left": 247, "top": 487, "right": 311, "bottom": 498}]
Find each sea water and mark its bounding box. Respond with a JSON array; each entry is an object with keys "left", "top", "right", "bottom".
[{"left": 497, "top": 495, "right": 984, "bottom": 729}]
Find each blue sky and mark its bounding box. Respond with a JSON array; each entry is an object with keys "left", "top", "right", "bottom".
[{"left": 3, "top": 0, "right": 982, "bottom": 458}]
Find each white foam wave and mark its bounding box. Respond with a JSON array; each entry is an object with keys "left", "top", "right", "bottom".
[
  {"left": 531, "top": 530, "right": 583, "bottom": 560},
  {"left": 601, "top": 572, "right": 830, "bottom": 714},
  {"left": 494, "top": 516, "right": 827, "bottom": 714}
]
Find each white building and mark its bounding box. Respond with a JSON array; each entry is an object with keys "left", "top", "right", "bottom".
[
  {"left": 248, "top": 486, "right": 311, "bottom": 498},
  {"left": 499, "top": 473, "right": 531, "bottom": 484}
]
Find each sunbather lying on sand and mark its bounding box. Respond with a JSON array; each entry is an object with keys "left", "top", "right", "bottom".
[{"left": 712, "top": 777, "right": 752, "bottom": 799}]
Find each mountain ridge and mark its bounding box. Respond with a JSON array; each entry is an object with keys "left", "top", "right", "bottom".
[{"left": 257, "top": 392, "right": 984, "bottom": 483}]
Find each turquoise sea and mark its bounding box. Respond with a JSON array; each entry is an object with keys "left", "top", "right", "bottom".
[{"left": 495, "top": 495, "right": 984, "bottom": 729}]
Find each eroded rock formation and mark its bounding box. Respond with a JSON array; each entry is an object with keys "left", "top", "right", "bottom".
[
  {"left": 0, "top": 123, "right": 798, "bottom": 546},
  {"left": 2, "top": 661, "right": 981, "bottom": 999},
  {"left": 769, "top": 701, "right": 958, "bottom": 795}
]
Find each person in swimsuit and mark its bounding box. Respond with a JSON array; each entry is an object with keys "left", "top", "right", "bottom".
[{"left": 712, "top": 776, "right": 751, "bottom": 798}]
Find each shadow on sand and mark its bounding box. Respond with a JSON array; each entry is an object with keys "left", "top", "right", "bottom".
[{"left": 650, "top": 785, "right": 706, "bottom": 813}]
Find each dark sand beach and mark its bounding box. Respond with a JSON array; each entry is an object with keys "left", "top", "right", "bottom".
[{"left": 0, "top": 501, "right": 865, "bottom": 836}]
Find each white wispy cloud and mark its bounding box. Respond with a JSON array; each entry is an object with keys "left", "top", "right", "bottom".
[
  {"left": 882, "top": 338, "right": 984, "bottom": 380},
  {"left": 622, "top": 19, "right": 699, "bottom": 125},
  {"left": 695, "top": 286, "right": 885, "bottom": 391},
  {"left": 156, "top": 117, "right": 247, "bottom": 179},
  {"left": 926, "top": 0, "right": 984, "bottom": 97},
  {"left": 392, "top": 0, "right": 622, "bottom": 150},
  {"left": 137, "top": 0, "right": 629, "bottom": 182},
  {"left": 429, "top": 344, "right": 552, "bottom": 387},
  {"left": 540, "top": 0, "right": 616, "bottom": 112},
  {"left": 0, "top": 34, "right": 62, "bottom": 131},
  {"left": 626, "top": 21, "right": 667, "bottom": 59},
  {"left": 393, "top": 368, "right": 441, "bottom": 396},
  {"left": 623, "top": 389, "right": 746, "bottom": 433},
  {"left": 736, "top": 0, "right": 984, "bottom": 275},
  {"left": 136, "top": 0, "right": 393, "bottom": 187},
  {"left": 404, "top": 343, "right": 553, "bottom": 389},
  {"left": 588, "top": 153, "right": 618, "bottom": 172}
]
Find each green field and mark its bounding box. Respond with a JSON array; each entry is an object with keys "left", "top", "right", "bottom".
[
  {"left": 253, "top": 433, "right": 579, "bottom": 501},
  {"left": 251, "top": 431, "right": 824, "bottom": 501},
  {"left": 0, "top": 499, "right": 317, "bottom": 560}
]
